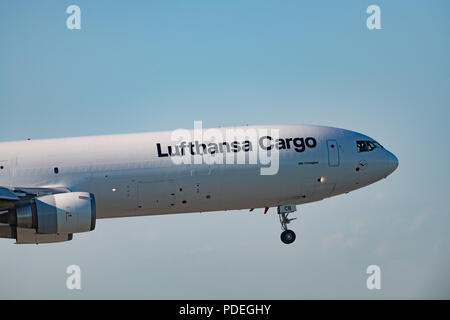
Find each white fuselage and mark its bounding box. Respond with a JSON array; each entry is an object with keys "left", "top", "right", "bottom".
[{"left": 0, "top": 125, "right": 398, "bottom": 219}]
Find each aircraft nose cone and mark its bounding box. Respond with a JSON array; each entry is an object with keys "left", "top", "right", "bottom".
[{"left": 386, "top": 152, "right": 399, "bottom": 176}]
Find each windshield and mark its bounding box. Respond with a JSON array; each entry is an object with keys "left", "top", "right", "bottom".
[{"left": 356, "top": 140, "right": 383, "bottom": 152}]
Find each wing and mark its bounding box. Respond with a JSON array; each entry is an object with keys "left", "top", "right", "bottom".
[
  {"left": 0, "top": 186, "right": 70, "bottom": 210},
  {"left": 0, "top": 186, "right": 20, "bottom": 200}
]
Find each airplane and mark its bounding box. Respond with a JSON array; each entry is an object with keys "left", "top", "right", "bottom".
[{"left": 0, "top": 124, "right": 398, "bottom": 245}]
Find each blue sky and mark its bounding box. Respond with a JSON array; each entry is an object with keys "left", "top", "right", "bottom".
[{"left": 1, "top": 0, "right": 449, "bottom": 299}]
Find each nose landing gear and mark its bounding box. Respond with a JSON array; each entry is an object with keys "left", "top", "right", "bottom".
[{"left": 278, "top": 205, "right": 297, "bottom": 244}]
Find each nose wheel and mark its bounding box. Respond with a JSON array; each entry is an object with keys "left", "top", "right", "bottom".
[
  {"left": 278, "top": 205, "right": 297, "bottom": 245},
  {"left": 281, "top": 229, "right": 296, "bottom": 244}
]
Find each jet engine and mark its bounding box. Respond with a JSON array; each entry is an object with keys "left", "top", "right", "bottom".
[{"left": 0, "top": 192, "right": 96, "bottom": 244}]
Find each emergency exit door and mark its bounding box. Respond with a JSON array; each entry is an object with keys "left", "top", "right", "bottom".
[{"left": 327, "top": 140, "right": 340, "bottom": 167}]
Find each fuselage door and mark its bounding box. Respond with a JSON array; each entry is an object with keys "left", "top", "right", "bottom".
[{"left": 327, "top": 140, "right": 340, "bottom": 167}]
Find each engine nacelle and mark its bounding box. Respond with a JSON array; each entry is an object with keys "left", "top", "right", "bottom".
[{"left": 11, "top": 192, "right": 96, "bottom": 234}]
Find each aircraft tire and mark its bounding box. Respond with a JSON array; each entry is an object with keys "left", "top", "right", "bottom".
[{"left": 280, "top": 230, "right": 296, "bottom": 244}]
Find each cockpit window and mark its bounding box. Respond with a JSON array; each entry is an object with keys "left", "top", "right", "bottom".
[
  {"left": 357, "top": 140, "right": 381, "bottom": 152},
  {"left": 373, "top": 141, "right": 384, "bottom": 149},
  {"left": 357, "top": 141, "right": 369, "bottom": 152}
]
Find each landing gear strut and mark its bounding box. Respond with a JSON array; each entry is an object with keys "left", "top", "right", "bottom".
[{"left": 278, "top": 205, "right": 297, "bottom": 244}]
